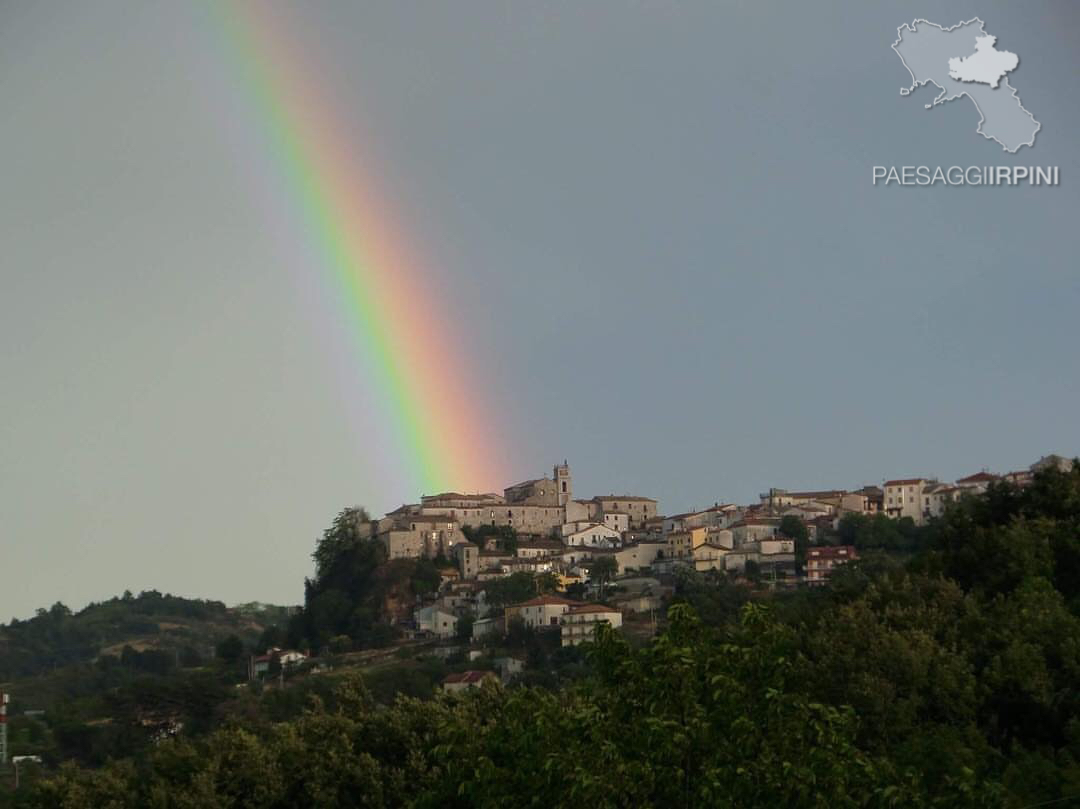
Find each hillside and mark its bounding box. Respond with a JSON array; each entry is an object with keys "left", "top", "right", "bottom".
[
  {"left": 8, "top": 464, "right": 1080, "bottom": 808},
  {"left": 0, "top": 591, "right": 293, "bottom": 682}
]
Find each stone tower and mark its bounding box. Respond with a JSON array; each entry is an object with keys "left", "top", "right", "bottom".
[{"left": 553, "top": 461, "right": 572, "bottom": 506}]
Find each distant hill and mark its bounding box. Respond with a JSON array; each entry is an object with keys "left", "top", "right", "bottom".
[{"left": 0, "top": 590, "right": 295, "bottom": 682}]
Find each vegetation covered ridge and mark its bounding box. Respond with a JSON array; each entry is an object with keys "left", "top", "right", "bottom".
[{"left": 3, "top": 463, "right": 1080, "bottom": 807}]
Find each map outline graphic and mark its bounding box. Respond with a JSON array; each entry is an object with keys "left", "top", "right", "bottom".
[{"left": 892, "top": 17, "right": 1040, "bottom": 153}]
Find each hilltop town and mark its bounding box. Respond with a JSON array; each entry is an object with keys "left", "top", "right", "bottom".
[
  {"left": 362, "top": 454, "right": 1075, "bottom": 651},
  {"left": 5, "top": 452, "right": 1080, "bottom": 806}
]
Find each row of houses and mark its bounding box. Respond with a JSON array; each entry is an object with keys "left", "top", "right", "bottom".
[
  {"left": 415, "top": 593, "right": 625, "bottom": 648},
  {"left": 382, "top": 454, "right": 1073, "bottom": 597}
]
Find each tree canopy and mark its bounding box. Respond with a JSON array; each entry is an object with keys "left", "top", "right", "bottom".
[{"left": 11, "top": 463, "right": 1080, "bottom": 808}]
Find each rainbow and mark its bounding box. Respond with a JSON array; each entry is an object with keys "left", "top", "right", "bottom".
[{"left": 206, "top": 2, "right": 506, "bottom": 497}]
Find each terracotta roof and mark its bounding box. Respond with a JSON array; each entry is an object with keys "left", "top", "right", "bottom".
[
  {"left": 593, "top": 495, "right": 657, "bottom": 503},
  {"left": 956, "top": 472, "right": 998, "bottom": 484},
  {"left": 883, "top": 478, "right": 926, "bottom": 487},
  {"left": 515, "top": 595, "right": 577, "bottom": 608},
  {"left": 517, "top": 539, "right": 565, "bottom": 549},
  {"left": 443, "top": 670, "right": 493, "bottom": 685}
]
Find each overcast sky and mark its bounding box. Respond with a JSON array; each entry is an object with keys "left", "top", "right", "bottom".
[{"left": 2, "top": 1, "right": 1078, "bottom": 618}]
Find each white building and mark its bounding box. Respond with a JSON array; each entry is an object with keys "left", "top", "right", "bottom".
[
  {"left": 560, "top": 604, "right": 623, "bottom": 647},
  {"left": 507, "top": 595, "right": 577, "bottom": 630},
  {"left": 565, "top": 523, "right": 622, "bottom": 549},
  {"left": 883, "top": 478, "right": 931, "bottom": 523},
  {"left": 693, "top": 542, "right": 729, "bottom": 572},
  {"left": 730, "top": 519, "right": 780, "bottom": 546},
  {"left": 471, "top": 616, "right": 503, "bottom": 641},
  {"left": 455, "top": 541, "right": 478, "bottom": 579},
  {"left": 615, "top": 541, "right": 668, "bottom": 573},
  {"left": 954, "top": 471, "right": 999, "bottom": 494},
  {"left": 806, "top": 546, "right": 858, "bottom": 586},
  {"left": 603, "top": 512, "right": 630, "bottom": 533},
  {"left": 704, "top": 527, "right": 734, "bottom": 549},
  {"left": 442, "top": 670, "right": 496, "bottom": 693},
  {"left": 414, "top": 606, "right": 458, "bottom": 639}
]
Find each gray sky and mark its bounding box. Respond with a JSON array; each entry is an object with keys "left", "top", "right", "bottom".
[{"left": 2, "top": 1, "right": 1078, "bottom": 619}]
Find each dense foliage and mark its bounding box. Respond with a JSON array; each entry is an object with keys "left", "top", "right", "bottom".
[
  {"left": 7, "top": 464, "right": 1080, "bottom": 807},
  {"left": 286, "top": 508, "right": 446, "bottom": 652},
  {"left": 0, "top": 591, "right": 240, "bottom": 681}
]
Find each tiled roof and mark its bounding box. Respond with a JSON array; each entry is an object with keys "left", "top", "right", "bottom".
[
  {"left": 956, "top": 472, "right": 998, "bottom": 484},
  {"left": 443, "top": 670, "right": 493, "bottom": 684},
  {"left": 883, "top": 478, "right": 926, "bottom": 487},
  {"left": 515, "top": 595, "right": 577, "bottom": 608}
]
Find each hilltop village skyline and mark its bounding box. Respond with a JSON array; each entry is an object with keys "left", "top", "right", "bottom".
[{"left": 364, "top": 454, "right": 1075, "bottom": 600}]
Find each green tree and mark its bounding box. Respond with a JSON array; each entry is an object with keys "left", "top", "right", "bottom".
[
  {"left": 780, "top": 514, "right": 810, "bottom": 570},
  {"left": 535, "top": 571, "right": 559, "bottom": 595},
  {"left": 456, "top": 614, "right": 475, "bottom": 641},
  {"left": 215, "top": 634, "right": 243, "bottom": 664},
  {"left": 779, "top": 514, "right": 809, "bottom": 544},
  {"left": 744, "top": 559, "right": 761, "bottom": 583},
  {"left": 591, "top": 555, "right": 618, "bottom": 601},
  {"left": 484, "top": 572, "right": 538, "bottom": 607}
]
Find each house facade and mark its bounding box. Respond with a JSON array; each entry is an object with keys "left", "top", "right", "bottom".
[
  {"left": 806, "top": 545, "right": 859, "bottom": 586},
  {"left": 414, "top": 606, "right": 458, "bottom": 639},
  {"left": 883, "top": 478, "right": 931, "bottom": 523},
  {"left": 506, "top": 595, "right": 577, "bottom": 629},
  {"left": 565, "top": 523, "right": 622, "bottom": 548},
  {"left": 560, "top": 604, "right": 623, "bottom": 647}
]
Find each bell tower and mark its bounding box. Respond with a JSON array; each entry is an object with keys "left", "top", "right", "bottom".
[{"left": 553, "top": 461, "right": 572, "bottom": 506}]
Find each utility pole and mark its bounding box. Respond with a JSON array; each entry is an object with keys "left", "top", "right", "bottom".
[{"left": 1, "top": 691, "right": 8, "bottom": 766}]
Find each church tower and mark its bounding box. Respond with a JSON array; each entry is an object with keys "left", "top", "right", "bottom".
[{"left": 553, "top": 461, "right": 572, "bottom": 506}]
